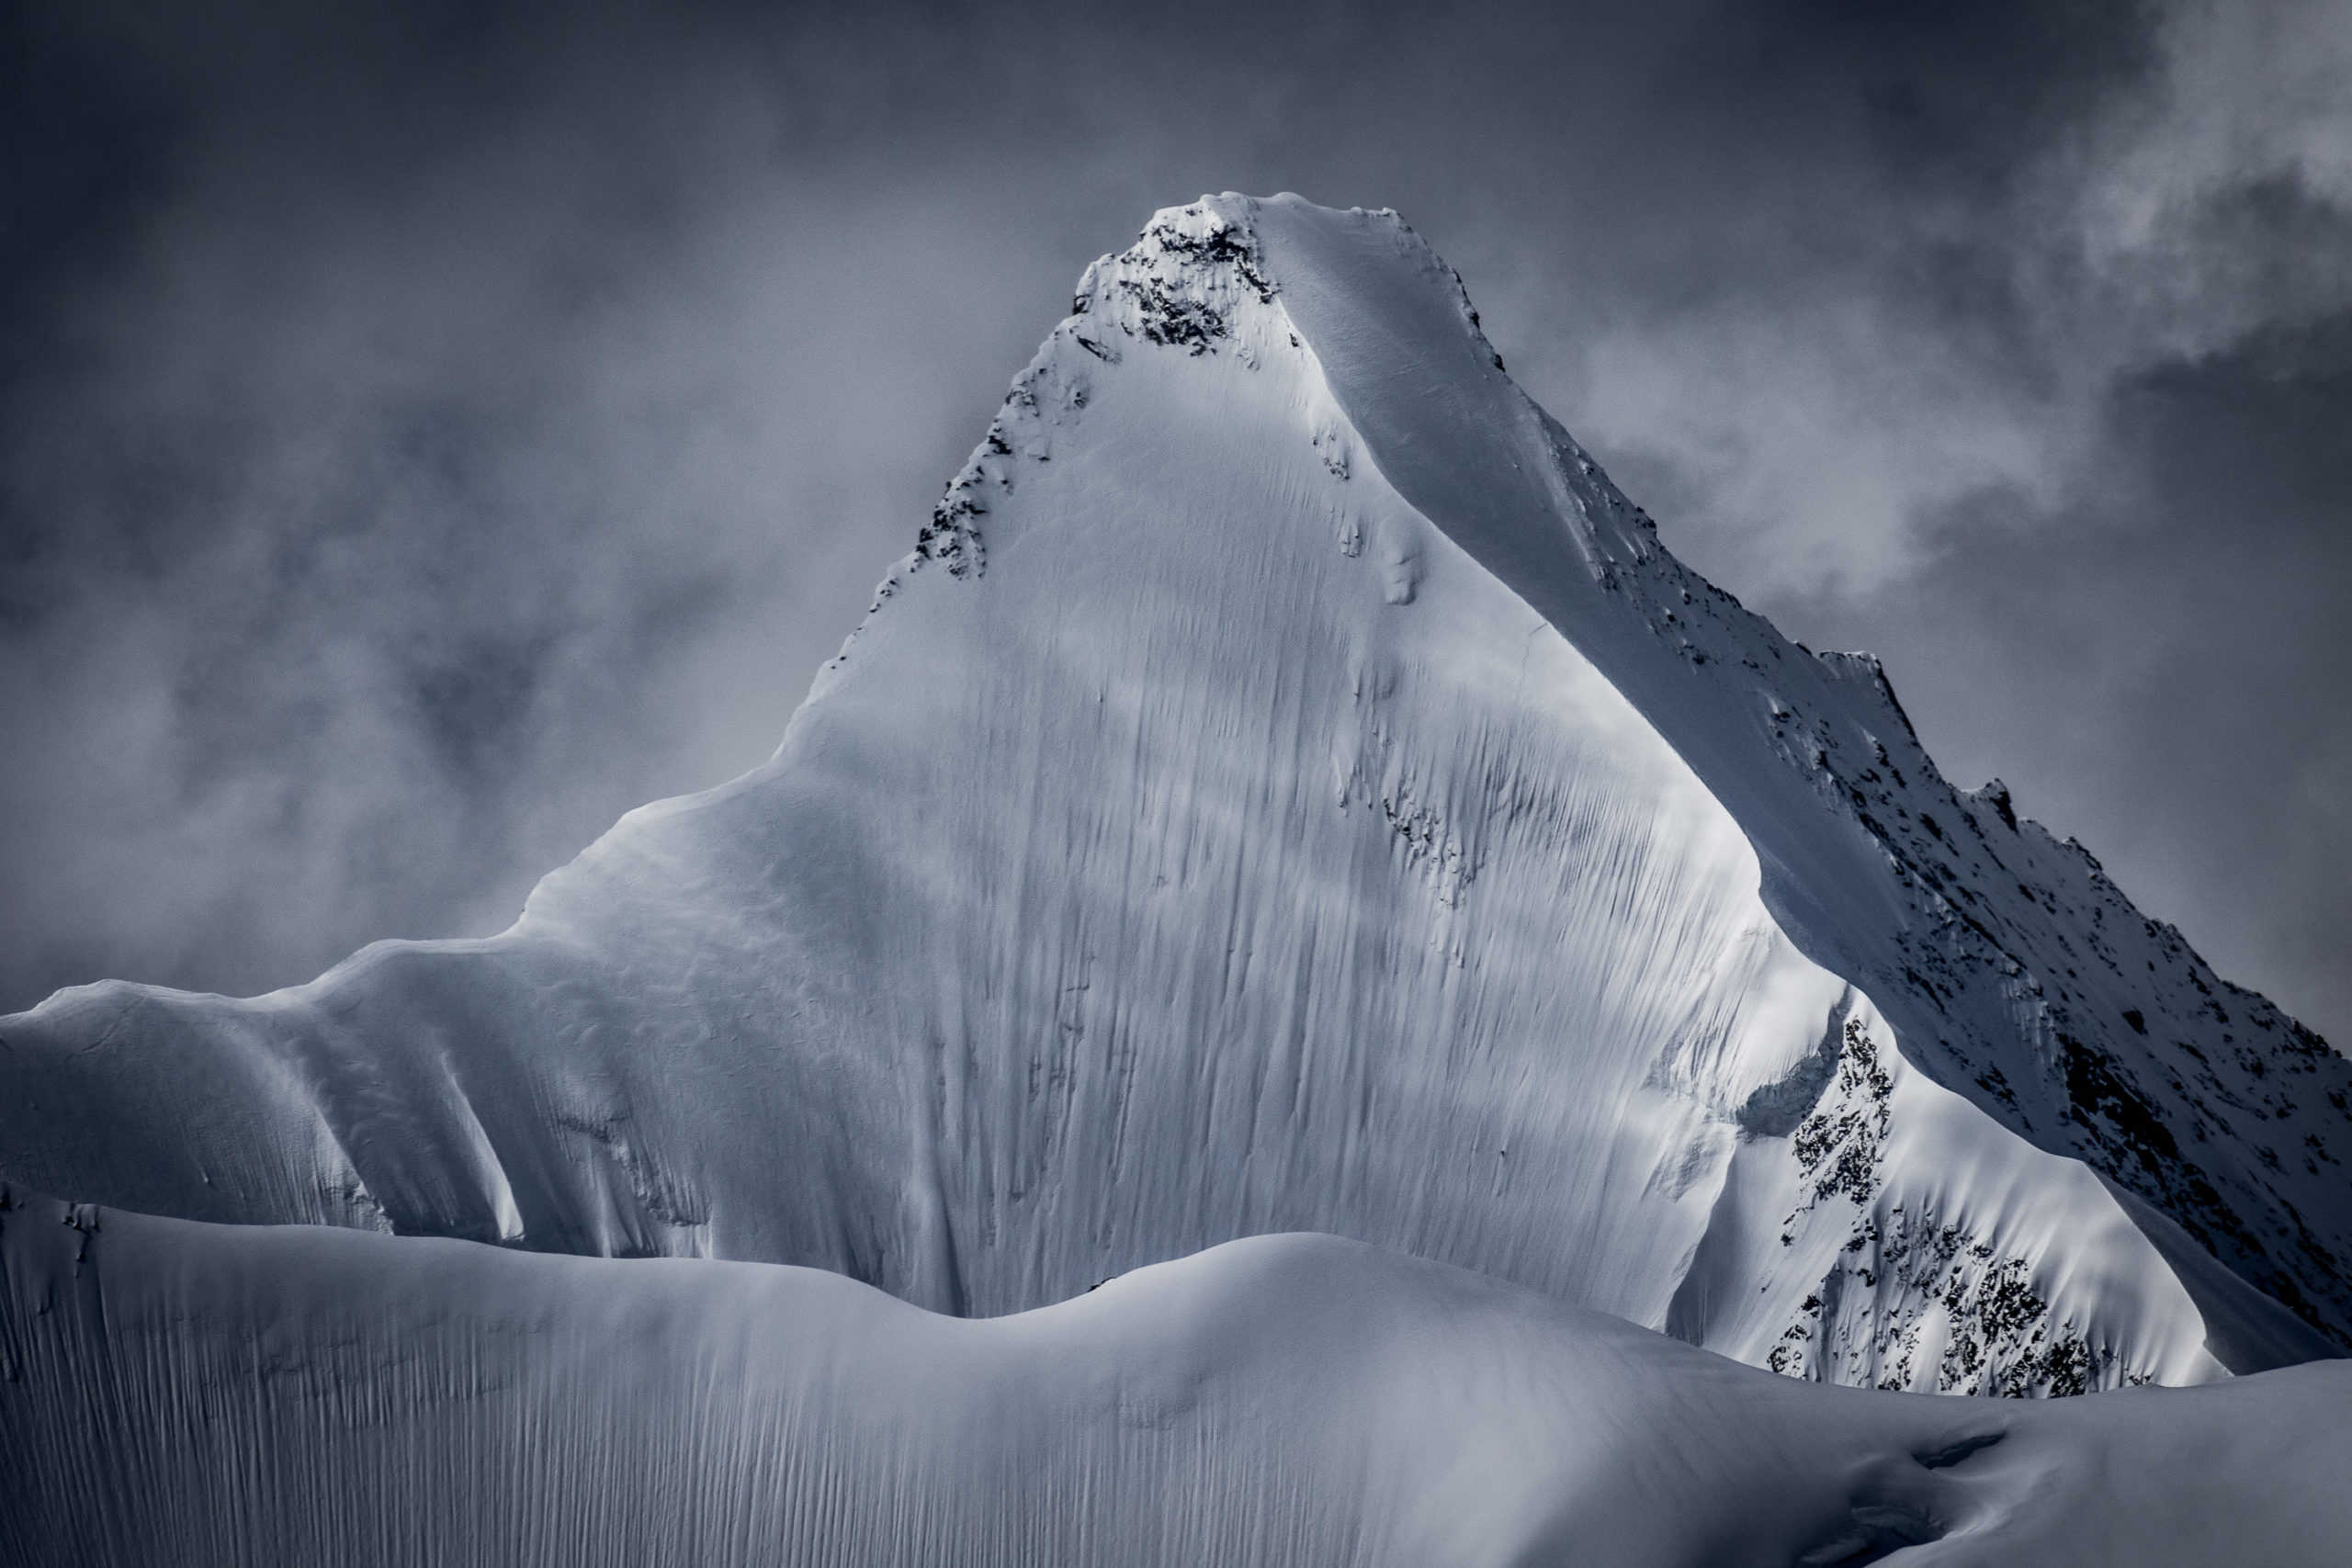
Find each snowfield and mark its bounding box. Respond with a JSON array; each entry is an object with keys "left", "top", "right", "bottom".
[
  {"left": 4, "top": 1190, "right": 2346, "bottom": 1568},
  {"left": 2, "top": 192, "right": 2347, "bottom": 1561}
]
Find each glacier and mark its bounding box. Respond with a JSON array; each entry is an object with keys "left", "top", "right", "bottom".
[{"left": 3, "top": 189, "right": 2349, "bottom": 1561}]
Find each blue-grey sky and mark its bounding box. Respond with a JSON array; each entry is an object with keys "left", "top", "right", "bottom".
[{"left": 4, "top": 0, "right": 2347, "bottom": 1044}]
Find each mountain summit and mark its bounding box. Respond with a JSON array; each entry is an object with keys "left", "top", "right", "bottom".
[{"left": 4, "top": 195, "right": 2345, "bottom": 1396}]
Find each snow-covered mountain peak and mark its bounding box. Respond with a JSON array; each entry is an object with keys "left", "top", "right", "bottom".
[
  {"left": 905, "top": 198, "right": 1282, "bottom": 583},
  {"left": 873, "top": 188, "right": 2351, "bottom": 1355},
  {"left": 1077, "top": 199, "right": 1280, "bottom": 341},
  {"left": 3, "top": 194, "right": 2344, "bottom": 1398}
]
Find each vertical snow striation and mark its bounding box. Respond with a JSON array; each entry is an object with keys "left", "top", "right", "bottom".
[{"left": 0, "top": 195, "right": 2340, "bottom": 1392}]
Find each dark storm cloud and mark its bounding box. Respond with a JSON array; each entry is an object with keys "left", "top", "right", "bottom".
[{"left": 3, "top": 0, "right": 2346, "bottom": 1043}]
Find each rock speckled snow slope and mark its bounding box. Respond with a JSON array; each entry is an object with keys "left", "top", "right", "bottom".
[
  {"left": 4, "top": 1192, "right": 2347, "bottom": 1568},
  {"left": 0, "top": 196, "right": 2343, "bottom": 1389}
]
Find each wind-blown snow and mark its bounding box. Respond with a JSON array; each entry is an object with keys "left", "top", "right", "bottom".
[
  {"left": 0, "top": 196, "right": 2343, "bottom": 1400},
  {"left": 4, "top": 1190, "right": 2346, "bottom": 1568}
]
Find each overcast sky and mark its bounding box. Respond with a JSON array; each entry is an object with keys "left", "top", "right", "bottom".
[{"left": 4, "top": 0, "right": 2347, "bottom": 1045}]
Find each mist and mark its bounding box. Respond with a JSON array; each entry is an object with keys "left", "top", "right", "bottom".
[{"left": 4, "top": 0, "right": 2346, "bottom": 1042}]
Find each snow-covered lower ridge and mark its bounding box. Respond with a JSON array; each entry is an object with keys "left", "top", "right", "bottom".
[
  {"left": 0, "top": 196, "right": 2343, "bottom": 1393},
  {"left": 5, "top": 1196, "right": 2347, "bottom": 1568}
]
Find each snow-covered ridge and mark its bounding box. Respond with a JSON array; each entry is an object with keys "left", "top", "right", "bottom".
[
  {"left": 6, "top": 1188, "right": 2348, "bottom": 1568},
  {"left": 0, "top": 194, "right": 2341, "bottom": 1393},
  {"left": 1220, "top": 193, "right": 2350, "bottom": 1346}
]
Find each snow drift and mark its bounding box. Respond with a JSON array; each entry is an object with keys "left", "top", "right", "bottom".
[
  {"left": 5, "top": 1188, "right": 2347, "bottom": 1568},
  {"left": 0, "top": 196, "right": 2345, "bottom": 1404}
]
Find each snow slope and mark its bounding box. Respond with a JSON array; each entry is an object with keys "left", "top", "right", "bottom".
[
  {"left": 0, "top": 196, "right": 2343, "bottom": 1393},
  {"left": 5, "top": 1189, "right": 2347, "bottom": 1568}
]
